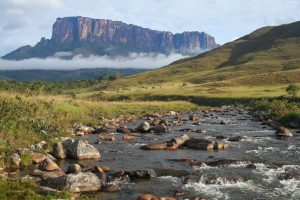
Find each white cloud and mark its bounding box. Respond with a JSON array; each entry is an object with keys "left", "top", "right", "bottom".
[
  {"left": 0, "top": 0, "right": 300, "bottom": 57},
  {"left": 0, "top": 53, "right": 187, "bottom": 70}
]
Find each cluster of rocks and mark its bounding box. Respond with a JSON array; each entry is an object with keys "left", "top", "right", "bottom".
[{"left": 141, "top": 134, "right": 229, "bottom": 151}]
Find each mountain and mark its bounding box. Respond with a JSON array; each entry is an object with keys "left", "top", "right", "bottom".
[
  {"left": 2, "top": 16, "right": 218, "bottom": 60},
  {"left": 0, "top": 68, "right": 148, "bottom": 82},
  {"left": 109, "top": 21, "right": 300, "bottom": 87}
]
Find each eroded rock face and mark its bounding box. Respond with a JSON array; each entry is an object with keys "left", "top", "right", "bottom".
[{"left": 41, "top": 172, "right": 101, "bottom": 193}]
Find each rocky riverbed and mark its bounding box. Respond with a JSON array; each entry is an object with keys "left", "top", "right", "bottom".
[{"left": 2, "top": 106, "right": 299, "bottom": 200}]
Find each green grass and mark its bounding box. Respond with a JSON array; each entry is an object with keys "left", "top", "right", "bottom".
[
  {"left": 0, "top": 180, "right": 73, "bottom": 200},
  {"left": 106, "top": 21, "right": 300, "bottom": 89},
  {"left": 0, "top": 91, "right": 199, "bottom": 168}
]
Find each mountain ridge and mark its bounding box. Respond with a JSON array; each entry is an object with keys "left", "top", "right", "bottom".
[{"left": 2, "top": 16, "right": 218, "bottom": 60}]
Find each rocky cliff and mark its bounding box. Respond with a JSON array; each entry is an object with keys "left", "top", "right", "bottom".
[{"left": 3, "top": 16, "right": 218, "bottom": 60}]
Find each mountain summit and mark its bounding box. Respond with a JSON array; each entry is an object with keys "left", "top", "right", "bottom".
[{"left": 2, "top": 16, "right": 218, "bottom": 60}]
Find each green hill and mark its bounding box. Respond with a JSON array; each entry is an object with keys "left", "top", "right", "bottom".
[{"left": 109, "top": 21, "right": 300, "bottom": 88}]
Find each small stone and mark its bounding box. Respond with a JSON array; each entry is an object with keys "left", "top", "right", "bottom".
[
  {"left": 123, "top": 135, "right": 135, "bottom": 141},
  {"left": 52, "top": 142, "right": 66, "bottom": 159},
  {"left": 246, "top": 163, "right": 256, "bottom": 169},
  {"left": 32, "top": 153, "right": 46, "bottom": 164},
  {"left": 66, "top": 164, "right": 81, "bottom": 174},
  {"left": 76, "top": 131, "right": 85, "bottom": 136},
  {"left": 10, "top": 153, "right": 21, "bottom": 167},
  {"left": 38, "top": 158, "right": 59, "bottom": 171},
  {"left": 137, "top": 194, "right": 159, "bottom": 200},
  {"left": 102, "top": 183, "right": 121, "bottom": 192}
]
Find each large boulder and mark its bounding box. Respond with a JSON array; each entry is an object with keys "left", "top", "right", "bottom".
[
  {"left": 150, "top": 124, "right": 170, "bottom": 133},
  {"left": 41, "top": 172, "right": 101, "bottom": 193},
  {"left": 69, "top": 140, "right": 101, "bottom": 160}
]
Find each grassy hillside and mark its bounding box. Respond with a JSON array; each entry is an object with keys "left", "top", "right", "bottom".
[{"left": 108, "top": 21, "right": 300, "bottom": 88}]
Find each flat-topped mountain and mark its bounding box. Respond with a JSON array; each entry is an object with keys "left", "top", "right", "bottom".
[{"left": 2, "top": 16, "right": 218, "bottom": 60}]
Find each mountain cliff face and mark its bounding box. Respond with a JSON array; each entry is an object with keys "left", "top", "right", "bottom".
[{"left": 3, "top": 16, "right": 218, "bottom": 60}]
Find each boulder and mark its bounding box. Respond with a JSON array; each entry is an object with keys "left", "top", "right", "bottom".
[
  {"left": 32, "top": 169, "right": 65, "bottom": 180},
  {"left": 32, "top": 153, "right": 46, "bottom": 164},
  {"left": 69, "top": 140, "right": 101, "bottom": 160},
  {"left": 170, "top": 134, "right": 190, "bottom": 147},
  {"left": 10, "top": 153, "right": 21, "bottom": 167},
  {"left": 116, "top": 127, "right": 131, "bottom": 134},
  {"left": 66, "top": 164, "right": 81, "bottom": 174},
  {"left": 123, "top": 134, "right": 135, "bottom": 141},
  {"left": 99, "top": 133, "right": 116, "bottom": 141},
  {"left": 38, "top": 158, "right": 59, "bottom": 171},
  {"left": 275, "top": 126, "right": 293, "bottom": 137},
  {"left": 136, "top": 122, "right": 151, "bottom": 133},
  {"left": 41, "top": 172, "right": 101, "bottom": 193},
  {"left": 31, "top": 141, "right": 48, "bottom": 151},
  {"left": 75, "top": 125, "right": 95, "bottom": 133},
  {"left": 52, "top": 142, "right": 66, "bottom": 159},
  {"left": 186, "top": 138, "right": 214, "bottom": 150},
  {"left": 150, "top": 124, "right": 170, "bottom": 133}
]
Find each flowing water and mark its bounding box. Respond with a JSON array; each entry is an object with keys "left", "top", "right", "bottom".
[{"left": 58, "top": 108, "right": 299, "bottom": 200}]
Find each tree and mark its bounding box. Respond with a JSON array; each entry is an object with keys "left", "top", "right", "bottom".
[{"left": 286, "top": 84, "right": 299, "bottom": 97}]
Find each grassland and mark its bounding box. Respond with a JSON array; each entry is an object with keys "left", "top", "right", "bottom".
[{"left": 0, "top": 91, "right": 198, "bottom": 168}]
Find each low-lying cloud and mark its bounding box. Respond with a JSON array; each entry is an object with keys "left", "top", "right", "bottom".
[{"left": 0, "top": 53, "right": 188, "bottom": 70}]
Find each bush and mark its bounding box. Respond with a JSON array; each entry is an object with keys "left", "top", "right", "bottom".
[{"left": 286, "top": 84, "right": 299, "bottom": 97}]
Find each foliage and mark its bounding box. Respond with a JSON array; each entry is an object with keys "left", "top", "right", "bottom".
[{"left": 286, "top": 84, "right": 299, "bottom": 97}]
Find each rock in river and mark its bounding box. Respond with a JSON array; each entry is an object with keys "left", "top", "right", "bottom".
[
  {"left": 68, "top": 139, "right": 101, "bottom": 160},
  {"left": 38, "top": 158, "right": 59, "bottom": 171},
  {"left": 185, "top": 138, "right": 214, "bottom": 150},
  {"left": 41, "top": 172, "right": 101, "bottom": 193},
  {"left": 275, "top": 126, "right": 293, "bottom": 137},
  {"left": 136, "top": 121, "right": 151, "bottom": 133}
]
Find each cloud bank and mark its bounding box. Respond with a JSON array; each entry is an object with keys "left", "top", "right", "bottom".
[
  {"left": 0, "top": 53, "right": 187, "bottom": 70},
  {"left": 1, "top": 0, "right": 300, "bottom": 56}
]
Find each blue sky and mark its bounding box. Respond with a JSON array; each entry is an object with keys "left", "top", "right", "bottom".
[{"left": 0, "top": 0, "right": 300, "bottom": 59}]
